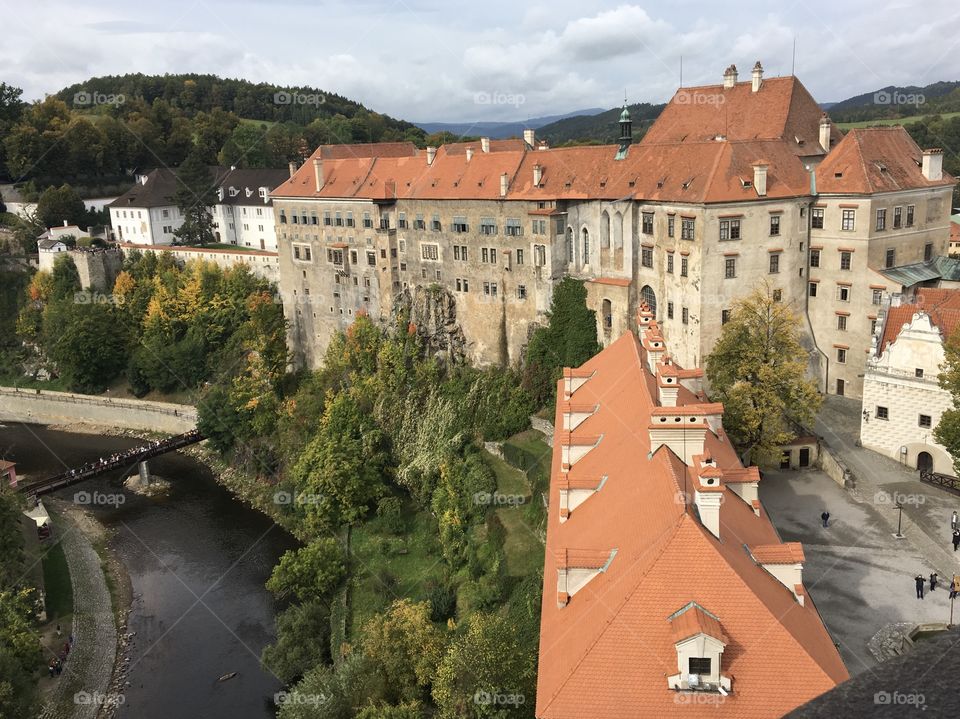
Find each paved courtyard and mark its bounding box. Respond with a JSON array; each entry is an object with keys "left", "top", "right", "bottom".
[{"left": 761, "top": 395, "right": 960, "bottom": 676}]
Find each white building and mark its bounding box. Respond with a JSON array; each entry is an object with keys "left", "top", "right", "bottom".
[
  {"left": 108, "top": 169, "right": 185, "bottom": 245},
  {"left": 861, "top": 288, "right": 960, "bottom": 474}
]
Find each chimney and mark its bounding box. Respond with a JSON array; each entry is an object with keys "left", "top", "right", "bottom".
[
  {"left": 426, "top": 146, "right": 437, "bottom": 165},
  {"left": 694, "top": 458, "right": 724, "bottom": 539},
  {"left": 648, "top": 409, "right": 707, "bottom": 464},
  {"left": 312, "top": 158, "right": 324, "bottom": 192},
  {"left": 657, "top": 357, "right": 680, "bottom": 407},
  {"left": 523, "top": 128, "right": 535, "bottom": 147},
  {"left": 751, "top": 61, "right": 763, "bottom": 92},
  {"left": 481, "top": 137, "right": 490, "bottom": 153},
  {"left": 722, "top": 64, "right": 738, "bottom": 89},
  {"left": 63, "top": 220, "right": 68, "bottom": 227},
  {"left": 819, "top": 114, "right": 832, "bottom": 153},
  {"left": 288, "top": 161, "right": 297, "bottom": 178},
  {"left": 922, "top": 149, "right": 944, "bottom": 181},
  {"left": 533, "top": 163, "right": 543, "bottom": 186},
  {"left": 466, "top": 147, "right": 474, "bottom": 162},
  {"left": 753, "top": 163, "right": 768, "bottom": 197},
  {"left": 500, "top": 172, "right": 509, "bottom": 197}
]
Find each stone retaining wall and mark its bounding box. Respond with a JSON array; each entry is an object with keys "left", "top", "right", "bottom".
[{"left": 0, "top": 387, "right": 196, "bottom": 434}]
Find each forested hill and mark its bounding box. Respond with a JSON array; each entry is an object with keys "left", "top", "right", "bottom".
[
  {"left": 826, "top": 81, "right": 960, "bottom": 123},
  {"left": 54, "top": 73, "right": 419, "bottom": 129},
  {"left": 536, "top": 102, "right": 665, "bottom": 145}
]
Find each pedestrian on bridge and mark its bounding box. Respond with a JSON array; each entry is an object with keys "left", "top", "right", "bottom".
[{"left": 916, "top": 574, "right": 926, "bottom": 599}]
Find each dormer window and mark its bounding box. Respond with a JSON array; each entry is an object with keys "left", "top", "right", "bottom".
[{"left": 667, "top": 602, "right": 732, "bottom": 694}]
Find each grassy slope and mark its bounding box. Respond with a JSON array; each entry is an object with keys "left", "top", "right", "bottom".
[{"left": 837, "top": 111, "right": 960, "bottom": 129}]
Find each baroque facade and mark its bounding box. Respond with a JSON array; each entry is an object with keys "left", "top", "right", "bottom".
[{"left": 271, "top": 63, "right": 955, "bottom": 397}]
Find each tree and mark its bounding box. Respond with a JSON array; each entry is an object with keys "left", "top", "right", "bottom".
[
  {"left": 261, "top": 600, "right": 331, "bottom": 683},
  {"left": 266, "top": 538, "right": 346, "bottom": 605},
  {"left": 218, "top": 123, "right": 272, "bottom": 168},
  {"left": 45, "top": 301, "right": 129, "bottom": 392},
  {"left": 172, "top": 149, "right": 216, "bottom": 246},
  {"left": 432, "top": 612, "right": 536, "bottom": 719},
  {"left": 705, "top": 286, "right": 822, "bottom": 466},
  {"left": 522, "top": 277, "right": 600, "bottom": 406},
  {"left": 36, "top": 184, "right": 87, "bottom": 230},
  {"left": 934, "top": 332, "right": 960, "bottom": 473}
]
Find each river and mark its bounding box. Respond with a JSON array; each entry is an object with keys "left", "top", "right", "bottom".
[{"left": 0, "top": 423, "right": 297, "bottom": 719}]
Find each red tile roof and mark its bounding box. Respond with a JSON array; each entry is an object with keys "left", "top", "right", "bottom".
[
  {"left": 536, "top": 330, "right": 847, "bottom": 719},
  {"left": 879, "top": 288, "right": 960, "bottom": 354},
  {"left": 750, "top": 542, "right": 806, "bottom": 564},
  {"left": 669, "top": 602, "right": 729, "bottom": 644},
  {"left": 816, "top": 127, "right": 956, "bottom": 194}
]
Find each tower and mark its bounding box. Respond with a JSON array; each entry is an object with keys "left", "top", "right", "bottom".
[{"left": 615, "top": 99, "right": 632, "bottom": 160}]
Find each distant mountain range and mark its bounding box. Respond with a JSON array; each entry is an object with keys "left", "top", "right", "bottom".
[{"left": 413, "top": 109, "right": 605, "bottom": 139}]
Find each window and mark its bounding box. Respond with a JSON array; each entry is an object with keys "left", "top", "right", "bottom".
[
  {"left": 280, "top": 210, "right": 288, "bottom": 224},
  {"left": 925, "top": 243, "right": 933, "bottom": 262},
  {"left": 906, "top": 205, "right": 915, "bottom": 227},
  {"left": 455, "top": 278, "right": 462, "bottom": 292},
  {"left": 724, "top": 257, "right": 737, "bottom": 279},
  {"left": 335, "top": 212, "right": 343, "bottom": 227},
  {"left": 400, "top": 262, "right": 407, "bottom": 272},
  {"left": 876, "top": 208, "right": 886, "bottom": 231},
  {"left": 399, "top": 239, "right": 406, "bottom": 253},
  {"left": 719, "top": 218, "right": 741, "bottom": 240},
  {"left": 916, "top": 368, "right": 925, "bottom": 378},
  {"left": 326, "top": 248, "right": 343, "bottom": 265},
  {"left": 483, "top": 282, "right": 490, "bottom": 295},
  {"left": 350, "top": 250, "right": 358, "bottom": 264},
  {"left": 462, "top": 279, "right": 469, "bottom": 292},
  {"left": 421, "top": 243, "right": 439, "bottom": 261},
  {"left": 398, "top": 212, "right": 407, "bottom": 229},
  {"left": 534, "top": 245, "right": 546, "bottom": 266},
  {"left": 363, "top": 212, "right": 372, "bottom": 228},
  {"left": 681, "top": 218, "right": 695, "bottom": 240},
  {"left": 837, "top": 285, "right": 850, "bottom": 302},
  {"left": 415, "top": 214, "right": 426, "bottom": 229},
  {"left": 837, "top": 348, "right": 847, "bottom": 363},
  {"left": 919, "top": 414, "right": 932, "bottom": 428},
  {"left": 872, "top": 289, "right": 883, "bottom": 305},
  {"left": 809, "top": 282, "right": 818, "bottom": 297},
  {"left": 885, "top": 248, "right": 896, "bottom": 268},
  {"left": 689, "top": 658, "right": 712, "bottom": 676},
  {"left": 876, "top": 406, "right": 889, "bottom": 421},
  {"left": 871, "top": 318, "right": 878, "bottom": 334},
  {"left": 516, "top": 248, "right": 524, "bottom": 265},
  {"left": 810, "top": 249, "right": 821, "bottom": 268},
  {"left": 582, "top": 230, "right": 590, "bottom": 264},
  {"left": 769, "top": 254, "right": 780, "bottom": 274},
  {"left": 481, "top": 248, "right": 488, "bottom": 263},
  {"left": 722, "top": 309, "right": 731, "bottom": 324},
  {"left": 323, "top": 211, "right": 331, "bottom": 226},
  {"left": 293, "top": 245, "right": 300, "bottom": 260},
  {"left": 431, "top": 215, "right": 441, "bottom": 231},
  {"left": 837, "top": 315, "right": 847, "bottom": 331},
  {"left": 517, "top": 285, "right": 527, "bottom": 300},
  {"left": 641, "top": 247, "right": 653, "bottom": 268},
  {"left": 841, "top": 209, "right": 856, "bottom": 231},
  {"left": 840, "top": 251, "right": 851, "bottom": 271},
  {"left": 836, "top": 378, "right": 845, "bottom": 396},
  {"left": 367, "top": 251, "right": 376, "bottom": 266},
  {"left": 453, "top": 245, "right": 467, "bottom": 262},
  {"left": 682, "top": 307, "right": 689, "bottom": 324},
  {"left": 565, "top": 229, "right": 574, "bottom": 262},
  {"left": 505, "top": 218, "right": 522, "bottom": 236},
  {"left": 667, "top": 302, "right": 674, "bottom": 319},
  {"left": 812, "top": 208, "right": 824, "bottom": 229},
  {"left": 667, "top": 216, "right": 675, "bottom": 238},
  {"left": 893, "top": 206, "right": 902, "bottom": 229},
  {"left": 480, "top": 218, "right": 497, "bottom": 235},
  {"left": 667, "top": 253, "right": 674, "bottom": 274},
  {"left": 490, "top": 248, "right": 497, "bottom": 264},
  {"left": 642, "top": 212, "right": 654, "bottom": 235},
  {"left": 773, "top": 289, "right": 782, "bottom": 302},
  {"left": 490, "top": 283, "right": 498, "bottom": 297},
  {"left": 452, "top": 216, "right": 469, "bottom": 233},
  {"left": 770, "top": 215, "right": 781, "bottom": 236},
  {"left": 681, "top": 257, "right": 688, "bottom": 277}
]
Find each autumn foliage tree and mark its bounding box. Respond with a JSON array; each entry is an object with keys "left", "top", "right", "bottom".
[
  {"left": 705, "top": 286, "right": 822, "bottom": 466},
  {"left": 934, "top": 332, "right": 960, "bottom": 473}
]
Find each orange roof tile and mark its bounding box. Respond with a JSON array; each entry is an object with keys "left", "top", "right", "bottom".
[
  {"left": 669, "top": 602, "right": 729, "bottom": 644},
  {"left": 537, "top": 330, "right": 847, "bottom": 719},
  {"left": 751, "top": 542, "right": 806, "bottom": 564},
  {"left": 880, "top": 288, "right": 960, "bottom": 354},
  {"left": 816, "top": 127, "right": 956, "bottom": 194}
]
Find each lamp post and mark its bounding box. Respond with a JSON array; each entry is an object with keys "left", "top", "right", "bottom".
[{"left": 893, "top": 502, "right": 905, "bottom": 539}]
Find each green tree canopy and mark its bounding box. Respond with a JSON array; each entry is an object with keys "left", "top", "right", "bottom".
[
  {"left": 705, "top": 286, "right": 822, "bottom": 466},
  {"left": 266, "top": 538, "right": 346, "bottom": 605},
  {"left": 172, "top": 149, "right": 216, "bottom": 246}
]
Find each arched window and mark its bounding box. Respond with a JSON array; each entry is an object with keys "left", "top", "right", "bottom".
[
  {"left": 602, "top": 298, "right": 612, "bottom": 329},
  {"left": 582, "top": 228, "right": 590, "bottom": 266},
  {"left": 613, "top": 211, "right": 624, "bottom": 270},
  {"left": 566, "top": 227, "right": 574, "bottom": 263},
  {"left": 600, "top": 211, "right": 611, "bottom": 249},
  {"left": 640, "top": 285, "right": 657, "bottom": 316}
]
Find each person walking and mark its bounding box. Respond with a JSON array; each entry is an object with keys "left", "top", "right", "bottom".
[
  {"left": 953, "top": 529, "right": 960, "bottom": 552},
  {"left": 48, "top": 661, "right": 55, "bottom": 679},
  {"left": 55, "top": 623, "right": 61, "bottom": 638},
  {"left": 953, "top": 511, "right": 958, "bottom": 532},
  {"left": 931, "top": 572, "right": 939, "bottom": 592},
  {"left": 821, "top": 511, "right": 830, "bottom": 528},
  {"left": 916, "top": 574, "right": 925, "bottom": 599}
]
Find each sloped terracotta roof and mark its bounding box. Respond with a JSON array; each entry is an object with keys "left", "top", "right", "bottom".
[
  {"left": 816, "top": 127, "right": 956, "bottom": 194},
  {"left": 669, "top": 602, "right": 729, "bottom": 644},
  {"left": 751, "top": 542, "right": 806, "bottom": 564},
  {"left": 536, "top": 331, "right": 847, "bottom": 719},
  {"left": 640, "top": 76, "right": 841, "bottom": 155},
  {"left": 879, "top": 288, "right": 960, "bottom": 354}
]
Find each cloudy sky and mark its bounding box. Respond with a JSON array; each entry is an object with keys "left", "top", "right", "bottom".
[{"left": 1, "top": 0, "right": 959, "bottom": 122}]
